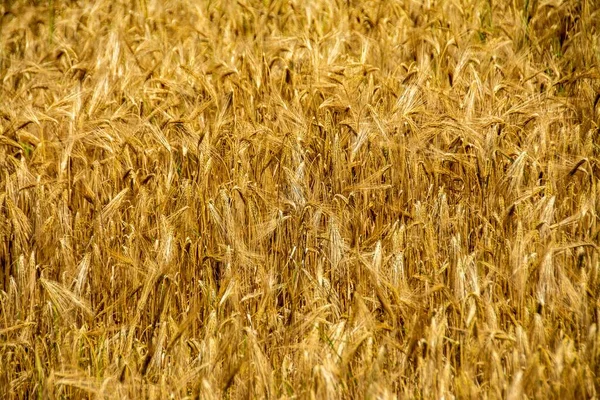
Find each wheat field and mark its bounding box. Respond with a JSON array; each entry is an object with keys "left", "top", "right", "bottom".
[{"left": 0, "top": 0, "right": 599, "bottom": 398}]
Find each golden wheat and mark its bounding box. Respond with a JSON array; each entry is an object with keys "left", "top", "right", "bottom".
[{"left": 1, "top": 0, "right": 599, "bottom": 398}]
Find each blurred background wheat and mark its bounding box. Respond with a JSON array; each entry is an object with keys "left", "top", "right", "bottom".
[{"left": 1, "top": 0, "right": 599, "bottom": 398}]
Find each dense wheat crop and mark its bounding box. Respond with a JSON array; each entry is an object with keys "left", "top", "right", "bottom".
[{"left": 1, "top": 0, "right": 600, "bottom": 398}]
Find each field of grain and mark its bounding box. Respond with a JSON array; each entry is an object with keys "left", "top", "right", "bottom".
[{"left": 1, "top": 0, "right": 599, "bottom": 398}]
